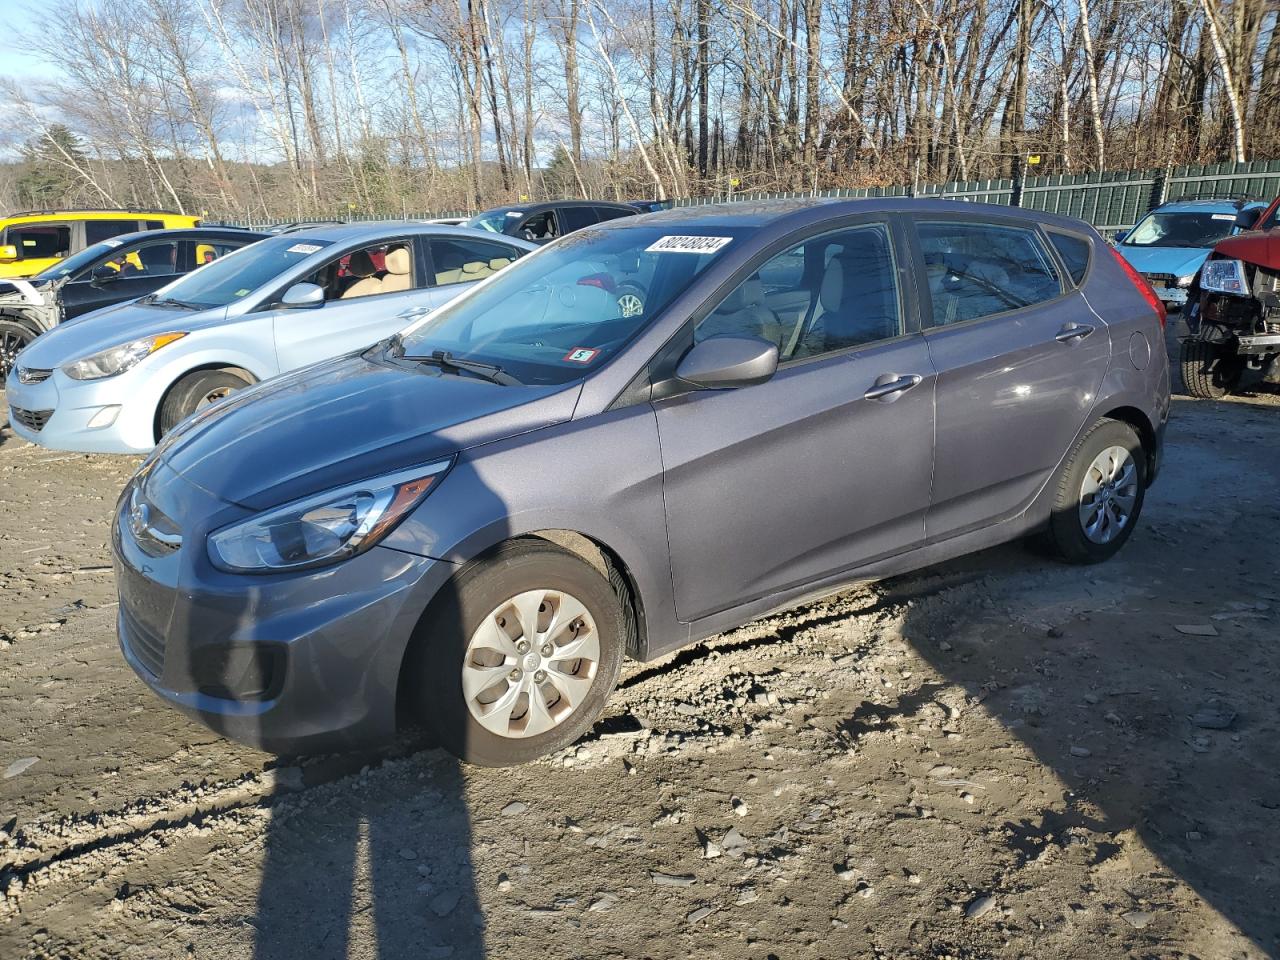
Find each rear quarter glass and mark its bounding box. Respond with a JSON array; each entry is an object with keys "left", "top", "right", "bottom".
[{"left": 1049, "top": 233, "right": 1091, "bottom": 285}]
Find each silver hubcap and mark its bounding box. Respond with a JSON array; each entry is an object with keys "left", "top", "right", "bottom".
[
  {"left": 462, "top": 588, "right": 599, "bottom": 739},
  {"left": 1078, "top": 445, "right": 1137, "bottom": 544},
  {"left": 617, "top": 293, "right": 644, "bottom": 317}
]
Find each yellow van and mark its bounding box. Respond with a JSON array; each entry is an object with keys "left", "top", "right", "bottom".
[{"left": 0, "top": 210, "right": 200, "bottom": 279}]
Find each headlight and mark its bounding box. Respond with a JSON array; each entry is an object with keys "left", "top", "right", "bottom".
[
  {"left": 207, "top": 461, "right": 450, "bottom": 573},
  {"left": 1200, "top": 259, "right": 1249, "bottom": 297},
  {"left": 1177, "top": 274, "right": 1195, "bottom": 288},
  {"left": 62, "top": 332, "right": 186, "bottom": 380}
]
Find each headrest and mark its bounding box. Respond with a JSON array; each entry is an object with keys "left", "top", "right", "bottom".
[
  {"left": 347, "top": 250, "right": 376, "bottom": 278},
  {"left": 489, "top": 257, "right": 511, "bottom": 271},
  {"left": 462, "top": 261, "right": 487, "bottom": 275},
  {"left": 384, "top": 246, "right": 411, "bottom": 275},
  {"left": 821, "top": 256, "right": 852, "bottom": 311},
  {"left": 139, "top": 245, "right": 173, "bottom": 267},
  {"left": 714, "top": 277, "right": 765, "bottom": 314}
]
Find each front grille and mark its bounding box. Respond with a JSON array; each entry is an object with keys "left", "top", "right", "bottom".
[
  {"left": 1143, "top": 272, "right": 1178, "bottom": 289},
  {"left": 17, "top": 367, "right": 52, "bottom": 384},
  {"left": 122, "top": 606, "right": 166, "bottom": 677},
  {"left": 10, "top": 406, "right": 53, "bottom": 432}
]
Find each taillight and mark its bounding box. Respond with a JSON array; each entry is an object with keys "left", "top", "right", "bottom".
[
  {"left": 577, "top": 272, "right": 617, "bottom": 293},
  {"left": 1109, "top": 247, "right": 1167, "bottom": 328}
]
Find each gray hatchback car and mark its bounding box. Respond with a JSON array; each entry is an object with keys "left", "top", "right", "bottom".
[{"left": 113, "top": 199, "right": 1170, "bottom": 766}]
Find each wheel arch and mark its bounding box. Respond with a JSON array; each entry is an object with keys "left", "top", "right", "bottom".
[
  {"left": 0, "top": 308, "right": 46, "bottom": 337},
  {"left": 152, "top": 362, "right": 259, "bottom": 442},
  {"left": 1097, "top": 404, "right": 1157, "bottom": 483},
  {"left": 392, "top": 528, "right": 647, "bottom": 733}
]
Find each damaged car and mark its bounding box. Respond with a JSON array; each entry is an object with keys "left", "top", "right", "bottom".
[
  {"left": 0, "top": 227, "right": 265, "bottom": 382},
  {"left": 1181, "top": 196, "right": 1280, "bottom": 398}
]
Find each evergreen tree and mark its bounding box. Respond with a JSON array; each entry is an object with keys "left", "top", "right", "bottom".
[{"left": 16, "top": 125, "right": 88, "bottom": 209}]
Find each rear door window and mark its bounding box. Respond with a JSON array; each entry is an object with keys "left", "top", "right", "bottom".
[
  {"left": 559, "top": 206, "right": 598, "bottom": 232},
  {"left": 519, "top": 210, "right": 559, "bottom": 241},
  {"left": 84, "top": 220, "right": 142, "bottom": 245},
  {"left": 593, "top": 205, "right": 634, "bottom": 222},
  {"left": 429, "top": 237, "right": 523, "bottom": 286},
  {"left": 1047, "top": 232, "right": 1091, "bottom": 285},
  {"left": 915, "top": 221, "right": 1063, "bottom": 326}
]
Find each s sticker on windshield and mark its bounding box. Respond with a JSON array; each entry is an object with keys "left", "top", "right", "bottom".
[
  {"left": 563, "top": 347, "right": 600, "bottom": 364},
  {"left": 287, "top": 243, "right": 323, "bottom": 255},
  {"left": 1211, "top": 213, "right": 1237, "bottom": 221},
  {"left": 234, "top": 288, "right": 251, "bottom": 297},
  {"left": 645, "top": 235, "right": 733, "bottom": 254}
]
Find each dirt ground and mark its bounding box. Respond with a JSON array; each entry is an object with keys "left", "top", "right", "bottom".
[{"left": 1, "top": 345, "right": 1279, "bottom": 959}]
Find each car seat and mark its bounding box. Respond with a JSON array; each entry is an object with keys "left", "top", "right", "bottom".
[
  {"left": 796, "top": 240, "right": 898, "bottom": 355},
  {"left": 381, "top": 246, "right": 412, "bottom": 293},
  {"left": 698, "top": 278, "right": 781, "bottom": 344},
  {"left": 341, "top": 250, "right": 382, "bottom": 299}
]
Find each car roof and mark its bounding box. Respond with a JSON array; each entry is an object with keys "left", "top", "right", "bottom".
[
  {"left": 472, "top": 199, "right": 636, "bottom": 217},
  {"left": 609, "top": 197, "right": 1097, "bottom": 233},
  {"left": 89, "top": 226, "right": 270, "bottom": 245},
  {"left": 283, "top": 221, "right": 540, "bottom": 249},
  {"left": 1152, "top": 198, "right": 1268, "bottom": 214}
]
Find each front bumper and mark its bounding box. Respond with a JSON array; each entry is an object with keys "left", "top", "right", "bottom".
[
  {"left": 113, "top": 473, "right": 458, "bottom": 754},
  {"left": 5, "top": 365, "right": 157, "bottom": 453}
]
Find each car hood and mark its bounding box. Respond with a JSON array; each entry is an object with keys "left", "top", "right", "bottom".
[
  {"left": 1116, "top": 245, "right": 1211, "bottom": 278},
  {"left": 155, "top": 351, "right": 582, "bottom": 511},
  {"left": 16, "top": 300, "right": 228, "bottom": 368},
  {"left": 1212, "top": 230, "right": 1280, "bottom": 269}
]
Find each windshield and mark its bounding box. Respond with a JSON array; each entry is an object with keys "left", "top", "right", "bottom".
[
  {"left": 397, "top": 224, "right": 745, "bottom": 385},
  {"left": 146, "top": 235, "right": 332, "bottom": 309},
  {"left": 33, "top": 240, "right": 124, "bottom": 281},
  {"left": 466, "top": 208, "right": 522, "bottom": 233},
  {"left": 1124, "top": 211, "right": 1240, "bottom": 248}
]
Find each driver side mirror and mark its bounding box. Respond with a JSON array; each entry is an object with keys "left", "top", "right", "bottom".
[
  {"left": 1111, "top": 230, "right": 1129, "bottom": 245},
  {"left": 676, "top": 335, "right": 778, "bottom": 390},
  {"left": 90, "top": 265, "right": 118, "bottom": 285},
  {"left": 1235, "top": 209, "right": 1260, "bottom": 230},
  {"left": 279, "top": 281, "right": 325, "bottom": 309},
  {"left": 0, "top": 244, "right": 19, "bottom": 262}
]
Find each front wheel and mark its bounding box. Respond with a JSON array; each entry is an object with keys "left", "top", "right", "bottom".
[
  {"left": 0, "top": 319, "right": 36, "bottom": 385},
  {"left": 157, "top": 369, "right": 248, "bottom": 436},
  {"left": 1180, "top": 337, "right": 1243, "bottom": 399},
  {"left": 410, "top": 540, "right": 626, "bottom": 766},
  {"left": 1043, "top": 418, "right": 1147, "bottom": 564}
]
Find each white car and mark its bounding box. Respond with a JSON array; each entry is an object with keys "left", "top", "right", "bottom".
[{"left": 4, "top": 223, "right": 537, "bottom": 453}]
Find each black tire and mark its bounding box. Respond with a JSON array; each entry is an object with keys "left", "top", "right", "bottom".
[
  {"left": 0, "top": 319, "right": 36, "bottom": 386},
  {"left": 157, "top": 369, "right": 247, "bottom": 436},
  {"left": 1042, "top": 418, "right": 1147, "bottom": 564},
  {"left": 1180, "top": 337, "right": 1243, "bottom": 399},
  {"left": 410, "top": 540, "right": 626, "bottom": 766}
]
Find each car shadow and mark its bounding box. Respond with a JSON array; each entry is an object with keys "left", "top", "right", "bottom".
[{"left": 880, "top": 502, "right": 1280, "bottom": 952}]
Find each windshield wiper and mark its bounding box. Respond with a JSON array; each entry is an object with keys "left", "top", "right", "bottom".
[
  {"left": 401, "top": 348, "right": 522, "bottom": 386},
  {"left": 145, "top": 296, "right": 203, "bottom": 310}
]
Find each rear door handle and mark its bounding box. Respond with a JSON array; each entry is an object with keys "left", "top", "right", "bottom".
[
  {"left": 864, "top": 374, "right": 923, "bottom": 401},
  {"left": 1055, "top": 322, "right": 1095, "bottom": 343}
]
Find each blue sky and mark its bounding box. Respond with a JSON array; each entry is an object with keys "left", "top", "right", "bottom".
[{"left": 0, "top": 0, "right": 57, "bottom": 82}]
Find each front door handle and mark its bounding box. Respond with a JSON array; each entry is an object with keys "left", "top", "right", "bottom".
[
  {"left": 397, "top": 305, "right": 434, "bottom": 320},
  {"left": 1055, "top": 322, "right": 1095, "bottom": 343},
  {"left": 864, "top": 373, "right": 923, "bottom": 401}
]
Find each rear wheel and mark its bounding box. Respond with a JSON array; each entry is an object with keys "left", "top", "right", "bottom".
[
  {"left": 0, "top": 319, "right": 36, "bottom": 386},
  {"left": 409, "top": 540, "right": 625, "bottom": 766},
  {"left": 1043, "top": 418, "right": 1147, "bottom": 564},
  {"left": 1180, "top": 337, "right": 1243, "bottom": 399},
  {"left": 157, "top": 369, "right": 247, "bottom": 436}
]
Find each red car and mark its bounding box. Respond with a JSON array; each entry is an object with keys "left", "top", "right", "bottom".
[{"left": 1183, "top": 196, "right": 1280, "bottom": 397}]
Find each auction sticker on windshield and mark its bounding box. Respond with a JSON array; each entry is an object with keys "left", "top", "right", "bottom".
[
  {"left": 646, "top": 235, "right": 733, "bottom": 254},
  {"left": 287, "top": 243, "right": 323, "bottom": 255},
  {"left": 563, "top": 347, "right": 600, "bottom": 364}
]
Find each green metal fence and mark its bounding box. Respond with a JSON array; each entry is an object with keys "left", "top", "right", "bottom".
[{"left": 219, "top": 159, "right": 1280, "bottom": 234}]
